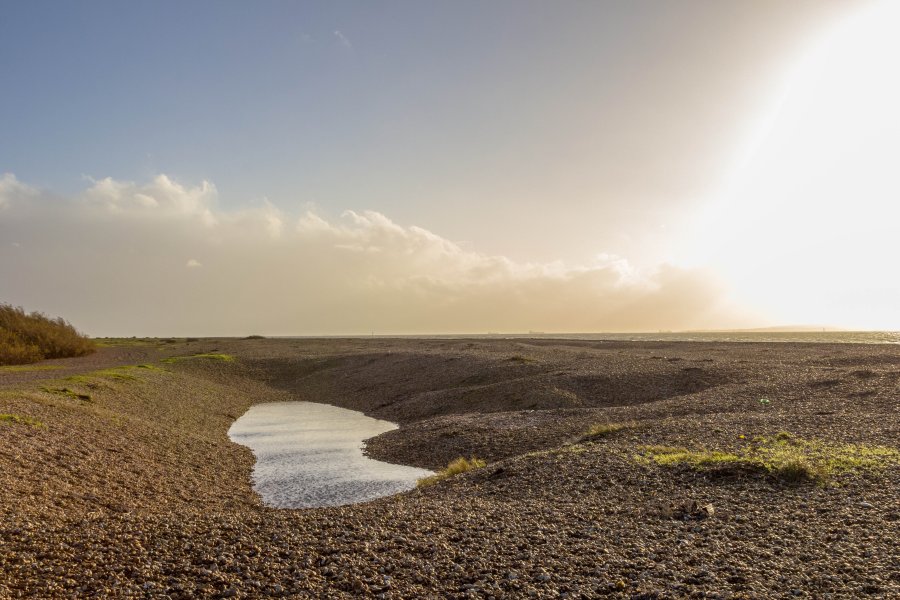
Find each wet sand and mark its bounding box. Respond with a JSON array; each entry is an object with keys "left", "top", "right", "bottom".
[{"left": 0, "top": 337, "right": 898, "bottom": 598}]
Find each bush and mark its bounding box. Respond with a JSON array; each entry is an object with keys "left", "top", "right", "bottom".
[
  {"left": 0, "top": 329, "right": 43, "bottom": 365},
  {"left": 0, "top": 304, "right": 95, "bottom": 365}
]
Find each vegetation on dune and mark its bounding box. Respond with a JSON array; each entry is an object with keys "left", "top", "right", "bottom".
[
  {"left": 0, "top": 304, "right": 95, "bottom": 365},
  {"left": 161, "top": 353, "right": 235, "bottom": 364},
  {"left": 0, "top": 413, "right": 43, "bottom": 428},
  {"left": 582, "top": 421, "right": 635, "bottom": 440},
  {"left": 93, "top": 338, "right": 156, "bottom": 348},
  {"left": 40, "top": 386, "right": 93, "bottom": 402},
  {"left": 66, "top": 369, "right": 139, "bottom": 384},
  {"left": 418, "top": 457, "right": 487, "bottom": 487},
  {"left": 63, "top": 365, "right": 167, "bottom": 386},
  {"left": 0, "top": 364, "right": 64, "bottom": 373},
  {"left": 636, "top": 432, "right": 900, "bottom": 484}
]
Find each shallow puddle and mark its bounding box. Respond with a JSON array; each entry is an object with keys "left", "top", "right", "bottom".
[{"left": 228, "top": 401, "right": 433, "bottom": 508}]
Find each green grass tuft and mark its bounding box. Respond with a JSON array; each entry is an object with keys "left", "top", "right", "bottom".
[
  {"left": 161, "top": 353, "right": 235, "bottom": 364},
  {"left": 57, "top": 364, "right": 167, "bottom": 386},
  {"left": 0, "top": 364, "right": 64, "bottom": 373},
  {"left": 637, "top": 434, "right": 900, "bottom": 484},
  {"left": 583, "top": 421, "right": 634, "bottom": 440},
  {"left": 40, "top": 386, "right": 92, "bottom": 402},
  {"left": 93, "top": 338, "right": 156, "bottom": 348},
  {"left": 66, "top": 369, "right": 139, "bottom": 384},
  {"left": 417, "top": 457, "right": 486, "bottom": 487},
  {"left": 0, "top": 413, "right": 43, "bottom": 427}
]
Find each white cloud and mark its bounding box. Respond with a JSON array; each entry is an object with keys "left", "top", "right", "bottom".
[
  {"left": 0, "top": 174, "right": 750, "bottom": 336},
  {"left": 0, "top": 173, "right": 37, "bottom": 209},
  {"left": 82, "top": 174, "right": 218, "bottom": 225},
  {"left": 333, "top": 30, "right": 353, "bottom": 49}
]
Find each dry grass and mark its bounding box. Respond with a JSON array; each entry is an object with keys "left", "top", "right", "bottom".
[
  {"left": 582, "top": 421, "right": 635, "bottom": 440},
  {"left": 417, "top": 457, "right": 486, "bottom": 487},
  {"left": 0, "top": 304, "right": 94, "bottom": 365}
]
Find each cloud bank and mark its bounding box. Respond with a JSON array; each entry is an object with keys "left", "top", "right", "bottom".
[{"left": 0, "top": 174, "right": 747, "bottom": 336}]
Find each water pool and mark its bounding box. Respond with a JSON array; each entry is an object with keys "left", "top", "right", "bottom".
[{"left": 228, "top": 401, "right": 433, "bottom": 508}]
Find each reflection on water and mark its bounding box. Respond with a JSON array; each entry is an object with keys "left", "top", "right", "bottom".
[{"left": 228, "top": 401, "right": 433, "bottom": 509}]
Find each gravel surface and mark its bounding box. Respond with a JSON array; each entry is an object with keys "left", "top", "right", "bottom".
[{"left": 0, "top": 337, "right": 898, "bottom": 598}]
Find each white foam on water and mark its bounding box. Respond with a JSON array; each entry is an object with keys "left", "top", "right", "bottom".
[{"left": 228, "top": 401, "right": 433, "bottom": 509}]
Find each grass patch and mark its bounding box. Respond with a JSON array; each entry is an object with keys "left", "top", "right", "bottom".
[
  {"left": 582, "top": 421, "right": 635, "bottom": 440},
  {"left": 93, "top": 338, "right": 156, "bottom": 348},
  {"left": 0, "top": 364, "right": 64, "bottom": 373},
  {"left": 244, "top": 335, "right": 266, "bottom": 340},
  {"left": 60, "top": 364, "right": 167, "bottom": 386},
  {"left": 66, "top": 368, "right": 139, "bottom": 384},
  {"left": 417, "top": 457, "right": 486, "bottom": 487},
  {"left": 0, "top": 413, "right": 43, "bottom": 427},
  {"left": 637, "top": 433, "right": 900, "bottom": 484},
  {"left": 40, "top": 386, "right": 92, "bottom": 402},
  {"left": 161, "top": 353, "right": 235, "bottom": 364}
]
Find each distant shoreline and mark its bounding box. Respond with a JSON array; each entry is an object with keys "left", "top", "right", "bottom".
[{"left": 260, "top": 331, "right": 900, "bottom": 344}]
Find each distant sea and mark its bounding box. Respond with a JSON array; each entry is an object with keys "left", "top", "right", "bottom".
[
  {"left": 501, "top": 331, "right": 900, "bottom": 344},
  {"left": 338, "top": 331, "right": 900, "bottom": 344}
]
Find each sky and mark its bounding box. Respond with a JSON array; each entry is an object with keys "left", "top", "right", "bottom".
[{"left": 1, "top": 0, "right": 897, "bottom": 336}]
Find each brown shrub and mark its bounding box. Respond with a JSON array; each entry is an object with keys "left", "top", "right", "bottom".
[
  {"left": 0, "top": 304, "right": 95, "bottom": 365},
  {"left": 0, "top": 329, "right": 43, "bottom": 365}
]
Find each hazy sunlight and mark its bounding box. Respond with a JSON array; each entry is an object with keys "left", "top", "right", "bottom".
[{"left": 696, "top": 0, "right": 900, "bottom": 329}]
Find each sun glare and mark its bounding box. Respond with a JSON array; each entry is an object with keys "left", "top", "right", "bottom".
[{"left": 693, "top": 0, "right": 900, "bottom": 329}]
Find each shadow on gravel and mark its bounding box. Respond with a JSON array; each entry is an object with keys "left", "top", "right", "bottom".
[
  {"left": 553, "top": 368, "right": 738, "bottom": 407},
  {"left": 250, "top": 352, "right": 742, "bottom": 424}
]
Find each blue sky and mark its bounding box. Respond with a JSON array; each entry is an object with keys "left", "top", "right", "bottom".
[
  {"left": 1, "top": 1, "right": 854, "bottom": 261},
  {"left": 6, "top": 1, "right": 898, "bottom": 334}
]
